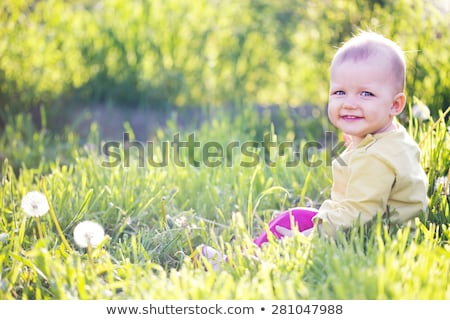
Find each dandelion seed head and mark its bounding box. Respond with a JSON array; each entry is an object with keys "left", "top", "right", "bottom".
[
  {"left": 0, "top": 233, "right": 9, "bottom": 242},
  {"left": 411, "top": 99, "right": 430, "bottom": 121},
  {"left": 434, "top": 176, "right": 449, "bottom": 195},
  {"left": 73, "top": 221, "right": 105, "bottom": 248},
  {"left": 172, "top": 215, "right": 189, "bottom": 228},
  {"left": 21, "top": 191, "right": 50, "bottom": 217}
]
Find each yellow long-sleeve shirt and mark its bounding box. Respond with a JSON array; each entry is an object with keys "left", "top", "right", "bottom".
[{"left": 314, "top": 123, "right": 428, "bottom": 238}]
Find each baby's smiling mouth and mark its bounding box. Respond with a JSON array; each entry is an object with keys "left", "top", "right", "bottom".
[{"left": 341, "top": 115, "right": 363, "bottom": 120}]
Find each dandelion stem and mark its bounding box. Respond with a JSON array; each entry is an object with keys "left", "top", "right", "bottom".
[
  {"left": 185, "top": 229, "right": 194, "bottom": 255},
  {"left": 161, "top": 196, "right": 167, "bottom": 228},
  {"left": 419, "top": 106, "right": 450, "bottom": 147},
  {"left": 41, "top": 178, "right": 73, "bottom": 253},
  {"left": 35, "top": 217, "right": 43, "bottom": 240},
  {"left": 87, "top": 243, "right": 96, "bottom": 271}
]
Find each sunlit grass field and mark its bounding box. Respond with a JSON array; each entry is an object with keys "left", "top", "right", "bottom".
[
  {"left": 0, "top": 106, "right": 448, "bottom": 300},
  {"left": 1, "top": 0, "right": 448, "bottom": 301}
]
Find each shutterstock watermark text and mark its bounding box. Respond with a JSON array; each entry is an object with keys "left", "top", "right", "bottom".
[{"left": 101, "top": 132, "right": 346, "bottom": 168}]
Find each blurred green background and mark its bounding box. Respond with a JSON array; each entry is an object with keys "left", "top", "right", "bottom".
[{"left": 0, "top": 0, "right": 448, "bottom": 133}]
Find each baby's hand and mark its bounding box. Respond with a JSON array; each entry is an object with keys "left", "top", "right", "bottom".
[
  {"left": 275, "top": 225, "right": 314, "bottom": 238},
  {"left": 343, "top": 133, "right": 352, "bottom": 147},
  {"left": 275, "top": 225, "right": 293, "bottom": 237}
]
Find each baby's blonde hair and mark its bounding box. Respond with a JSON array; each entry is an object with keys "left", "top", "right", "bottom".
[{"left": 331, "top": 31, "right": 406, "bottom": 92}]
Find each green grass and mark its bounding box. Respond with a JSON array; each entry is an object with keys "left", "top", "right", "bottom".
[{"left": 0, "top": 106, "right": 449, "bottom": 299}]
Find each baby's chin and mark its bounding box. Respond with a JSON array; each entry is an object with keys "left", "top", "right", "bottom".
[{"left": 340, "top": 132, "right": 364, "bottom": 144}]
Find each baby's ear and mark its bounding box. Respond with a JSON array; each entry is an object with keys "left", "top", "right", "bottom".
[{"left": 390, "top": 93, "right": 406, "bottom": 115}]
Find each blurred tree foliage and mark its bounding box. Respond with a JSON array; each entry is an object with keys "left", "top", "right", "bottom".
[{"left": 0, "top": 0, "right": 448, "bottom": 124}]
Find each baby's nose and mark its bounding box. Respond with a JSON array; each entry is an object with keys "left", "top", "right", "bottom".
[{"left": 342, "top": 98, "right": 358, "bottom": 109}]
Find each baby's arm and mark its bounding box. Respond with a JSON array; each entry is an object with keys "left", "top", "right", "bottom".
[{"left": 314, "top": 153, "right": 395, "bottom": 238}]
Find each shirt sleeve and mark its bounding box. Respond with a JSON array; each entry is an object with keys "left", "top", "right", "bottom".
[{"left": 314, "top": 152, "right": 396, "bottom": 238}]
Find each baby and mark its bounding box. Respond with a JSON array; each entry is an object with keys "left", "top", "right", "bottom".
[
  {"left": 200, "top": 31, "right": 428, "bottom": 269},
  {"left": 313, "top": 31, "right": 428, "bottom": 238}
]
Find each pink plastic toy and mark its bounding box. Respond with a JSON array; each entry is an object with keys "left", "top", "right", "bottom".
[{"left": 253, "top": 207, "right": 318, "bottom": 247}]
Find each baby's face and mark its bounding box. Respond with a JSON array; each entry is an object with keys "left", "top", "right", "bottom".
[{"left": 328, "top": 55, "right": 403, "bottom": 146}]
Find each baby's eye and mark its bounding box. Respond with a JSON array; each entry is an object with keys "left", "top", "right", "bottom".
[
  {"left": 333, "top": 90, "right": 345, "bottom": 96},
  {"left": 361, "top": 91, "right": 374, "bottom": 97}
]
